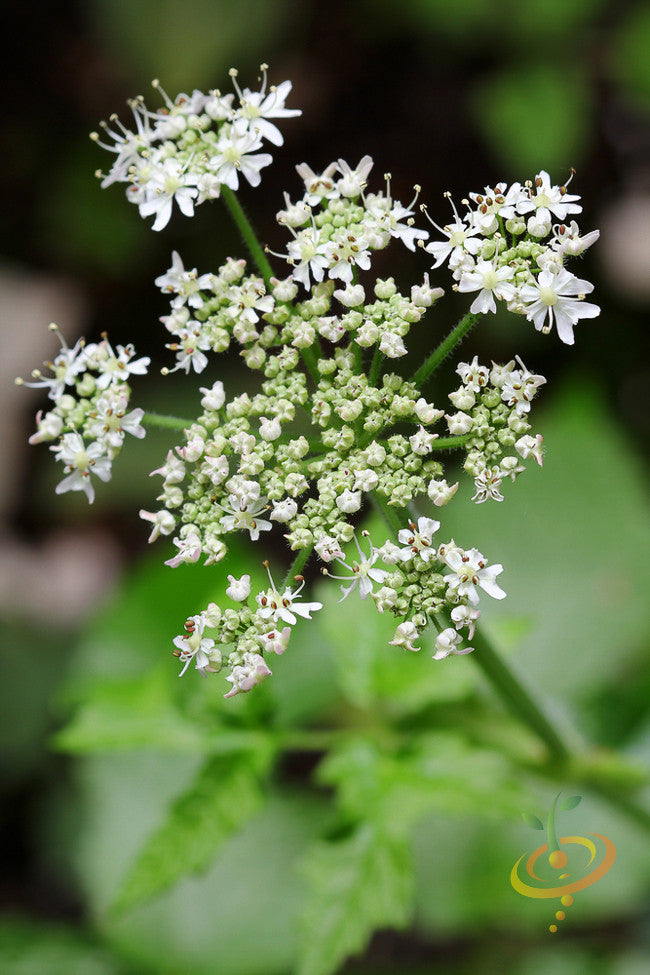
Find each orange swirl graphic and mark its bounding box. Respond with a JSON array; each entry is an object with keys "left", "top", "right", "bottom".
[{"left": 510, "top": 833, "right": 616, "bottom": 899}]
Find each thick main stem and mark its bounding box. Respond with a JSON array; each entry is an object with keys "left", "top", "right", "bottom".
[{"left": 411, "top": 312, "right": 482, "bottom": 387}]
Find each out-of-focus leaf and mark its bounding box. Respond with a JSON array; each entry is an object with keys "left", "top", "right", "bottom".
[
  {"left": 113, "top": 748, "right": 273, "bottom": 913},
  {"left": 471, "top": 63, "right": 592, "bottom": 174},
  {"left": 317, "top": 734, "right": 527, "bottom": 829},
  {"left": 75, "top": 755, "right": 329, "bottom": 975},
  {"left": 297, "top": 824, "right": 412, "bottom": 975},
  {"left": 52, "top": 668, "right": 206, "bottom": 754},
  {"left": 0, "top": 918, "right": 129, "bottom": 975}
]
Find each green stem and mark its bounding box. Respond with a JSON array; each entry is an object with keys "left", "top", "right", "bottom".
[
  {"left": 142, "top": 411, "right": 193, "bottom": 431},
  {"left": 368, "top": 346, "right": 384, "bottom": 387},
  {"left": 411, "top": 312, "right": 482, "bottom": 387},
  {"left": 470, "top": 628, "right": 569, "bottom": 762},
  {"left": 281, "top": 545, "right": 313, "bottom": 591},
  {"left": 430, "top": 434, "right": 471, "bottom": 451},
  {"left": 221, "top": 185, "right": 275, "bottom": 287}
]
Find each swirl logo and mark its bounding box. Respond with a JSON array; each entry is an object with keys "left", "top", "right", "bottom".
[{"left": 511, "top": 793, "right": 616, "bottom": 932}]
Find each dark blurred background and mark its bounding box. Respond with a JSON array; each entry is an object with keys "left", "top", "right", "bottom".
[{"left": 1, "top": 1, "right": 649, "bottom": 973}]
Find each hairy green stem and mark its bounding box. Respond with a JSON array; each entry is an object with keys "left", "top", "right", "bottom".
[
  {"left": 411, "top": 311, "right": 482, "bottom": 387},
  {"left": 142, "top": 411, "right": 193, "bottom": 431},
  {"left": 368, "top": 346, "right": 384, "bottom": 387},
  {"left": 281, "top": 545, "right": 313, "bottom": 591},
  {"left": 221, "top": 185, "right": 275, "bottom": 287}
]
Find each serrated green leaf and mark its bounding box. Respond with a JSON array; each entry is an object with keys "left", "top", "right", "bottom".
[
  {"left": 521, "top": 813, "right": 545, "bottom": 830},
  {"left": 113, "top": 749, "right": 272, "bottom": 913},
  {"left": 560, "top": 795, "right": 582, "bottom": 811},
  {"left": 297, "top": 824, "right": 412, "bottom": 975}
]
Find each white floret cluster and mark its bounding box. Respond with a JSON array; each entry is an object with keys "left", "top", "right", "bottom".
[
  {"left": 422, "top": 172, "right": 600, "bottom": 344},
  {"left": 18, "top": 325, "right": 149, "bottom": 503},
  {"left": 92, "top": 64, "right": 300, "bottom": 231},
  {"left": 21, "top": 69, "right": 601, "bottom": 699},
  {"left": 445, "top": 355, "right": 546, "bottom": 503}
]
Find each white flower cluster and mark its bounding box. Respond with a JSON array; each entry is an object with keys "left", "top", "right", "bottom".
[
  {"left": 319, "top": 523, "right": 504, "bottom": 659},
  {"left": 92, "top": 65, "right": 300, "bottom": 231},
  {"left": 18, "top": 325, "right": 149, "bottom": 503},
  {"left": 171, "top": 564, "right": 321, "bottom": 697},
  {"left": 21, "top": 69, "right": 601, "bottom": 699},
  {"left": 423, "top": 171, "right": 600, "bottom": 344},
  {"left": 445, "top": 355, "right": 546, "bottom": 503}
]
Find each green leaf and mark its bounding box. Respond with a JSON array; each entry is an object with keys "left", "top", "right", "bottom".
[
  {"left": 521, "top": 813, "right": 545, "bottom": 830},
  {"left": 560, "top": 794, "right": 582, "bottom": 811},
  {"left": 113, "top": 749, "right": 272, "bottom": 913},
  {"left": 52, "top": 668, "right": 206, "bottom": 754},
  {"left": 318, "top": 734, "right": 527, "bottom": 831},
  {"left": 297, "top": 824, "right": 412, "bottom": 975}
]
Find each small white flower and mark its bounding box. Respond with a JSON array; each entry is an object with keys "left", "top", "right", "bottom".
[
  {"left": 389, "top": 621, "right": 421, "bottom": 653},
  {"left": 200, "top": 380, "right": 226, "bottom": 411},
  {"left": 270, "top": 498, "right": 298, "bottom": 523},
  {"left": 336, "top": 489, "right": 362, "bottom": 514},
  {"left": 155, "top": 251, "right": 213, "bottom": 308},
  {"left": 173, "top": 613, "right": 220, "bottom": 677},
  {"left": 379, "top": 332, "right": 408, "bottom": 358},
  {"left": 333, "top": 283, "right": 366, "bottom": 307},
  {"left": 414, "top": 398, "right": 444, "bottom": 424},
  {"left": 457, "top": 260, "right": 516, "bottom": 315},
  {"left": 259, "top": 416, "right": 282, "bottom": 441},
  {"left": 450, "top": 605, "right": 481, "bottom": 640},
  {"left": 427, "top": 478, "right": 459, "bottom": 506},
  {"left": 517, "top": 267, "right": 600, "bottom": 345},
  {"left": 295, "top": 161, "right": 339, "bottom": 206},
  {"left": 237, "top": 76, "right": 301, "bottom": 146},
  {"left": 432, "top": 627, "right": 473, "bottom": 660},
  {"left": 471, "top": 467, "right": 504, "bottom": 503},
  {"left": 52, "top": 433, "right": 112, "bottom": 504},
  {"left": 138, "top": 159, "right": 199, "bottom": 231},
  {"left": 324, "top": 532, "right": 388, "bottom": 601},
  {"left": 446, "top": 412, "right": 474, "bottom": 435},
  {"left": 409, "top": 425, "right": 439, "bottom": 456},
  {"left": 515, "top": 433, "right": 544, "bottom": 466},
  {"left": 259, "top": 626, "right": 291, "bottom": 655},
  {"left": 226, "top": 573, "right": 251, "bottom": 602},
  {"left": 209, "top": 118, "right": 273, "bottom": 190},
  {"left": 336, "top": 155, "right": 374, "bottom": 197},
  {"left": 140, "top": 508, "right": 176, "bottom": 542},
  {"left": 500, "top": 357, "right": 546, "bottom": 415},
  {"left": 443, "top": 547, "right": 506, "bottom": 606},
  {"left": 224, "top": 651, "right": 272, "bottom": 698},
  {"left": 165, "top": 530, "right": 203, "bottom": 568},
  {"left": 219, "top": 494, "right": 272, "bottom": 541},
  {"left": 315, "top": 535, "right": 345, "bottom": 563},
  {"left": 517, "top": 170, "right": 582, "bottom": 224},
  {"left": 256, "top": 569, "right": 322, "bottom": 625},
  {"left": 398, "top": 517, "right": 440, "bottom": 562}
]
